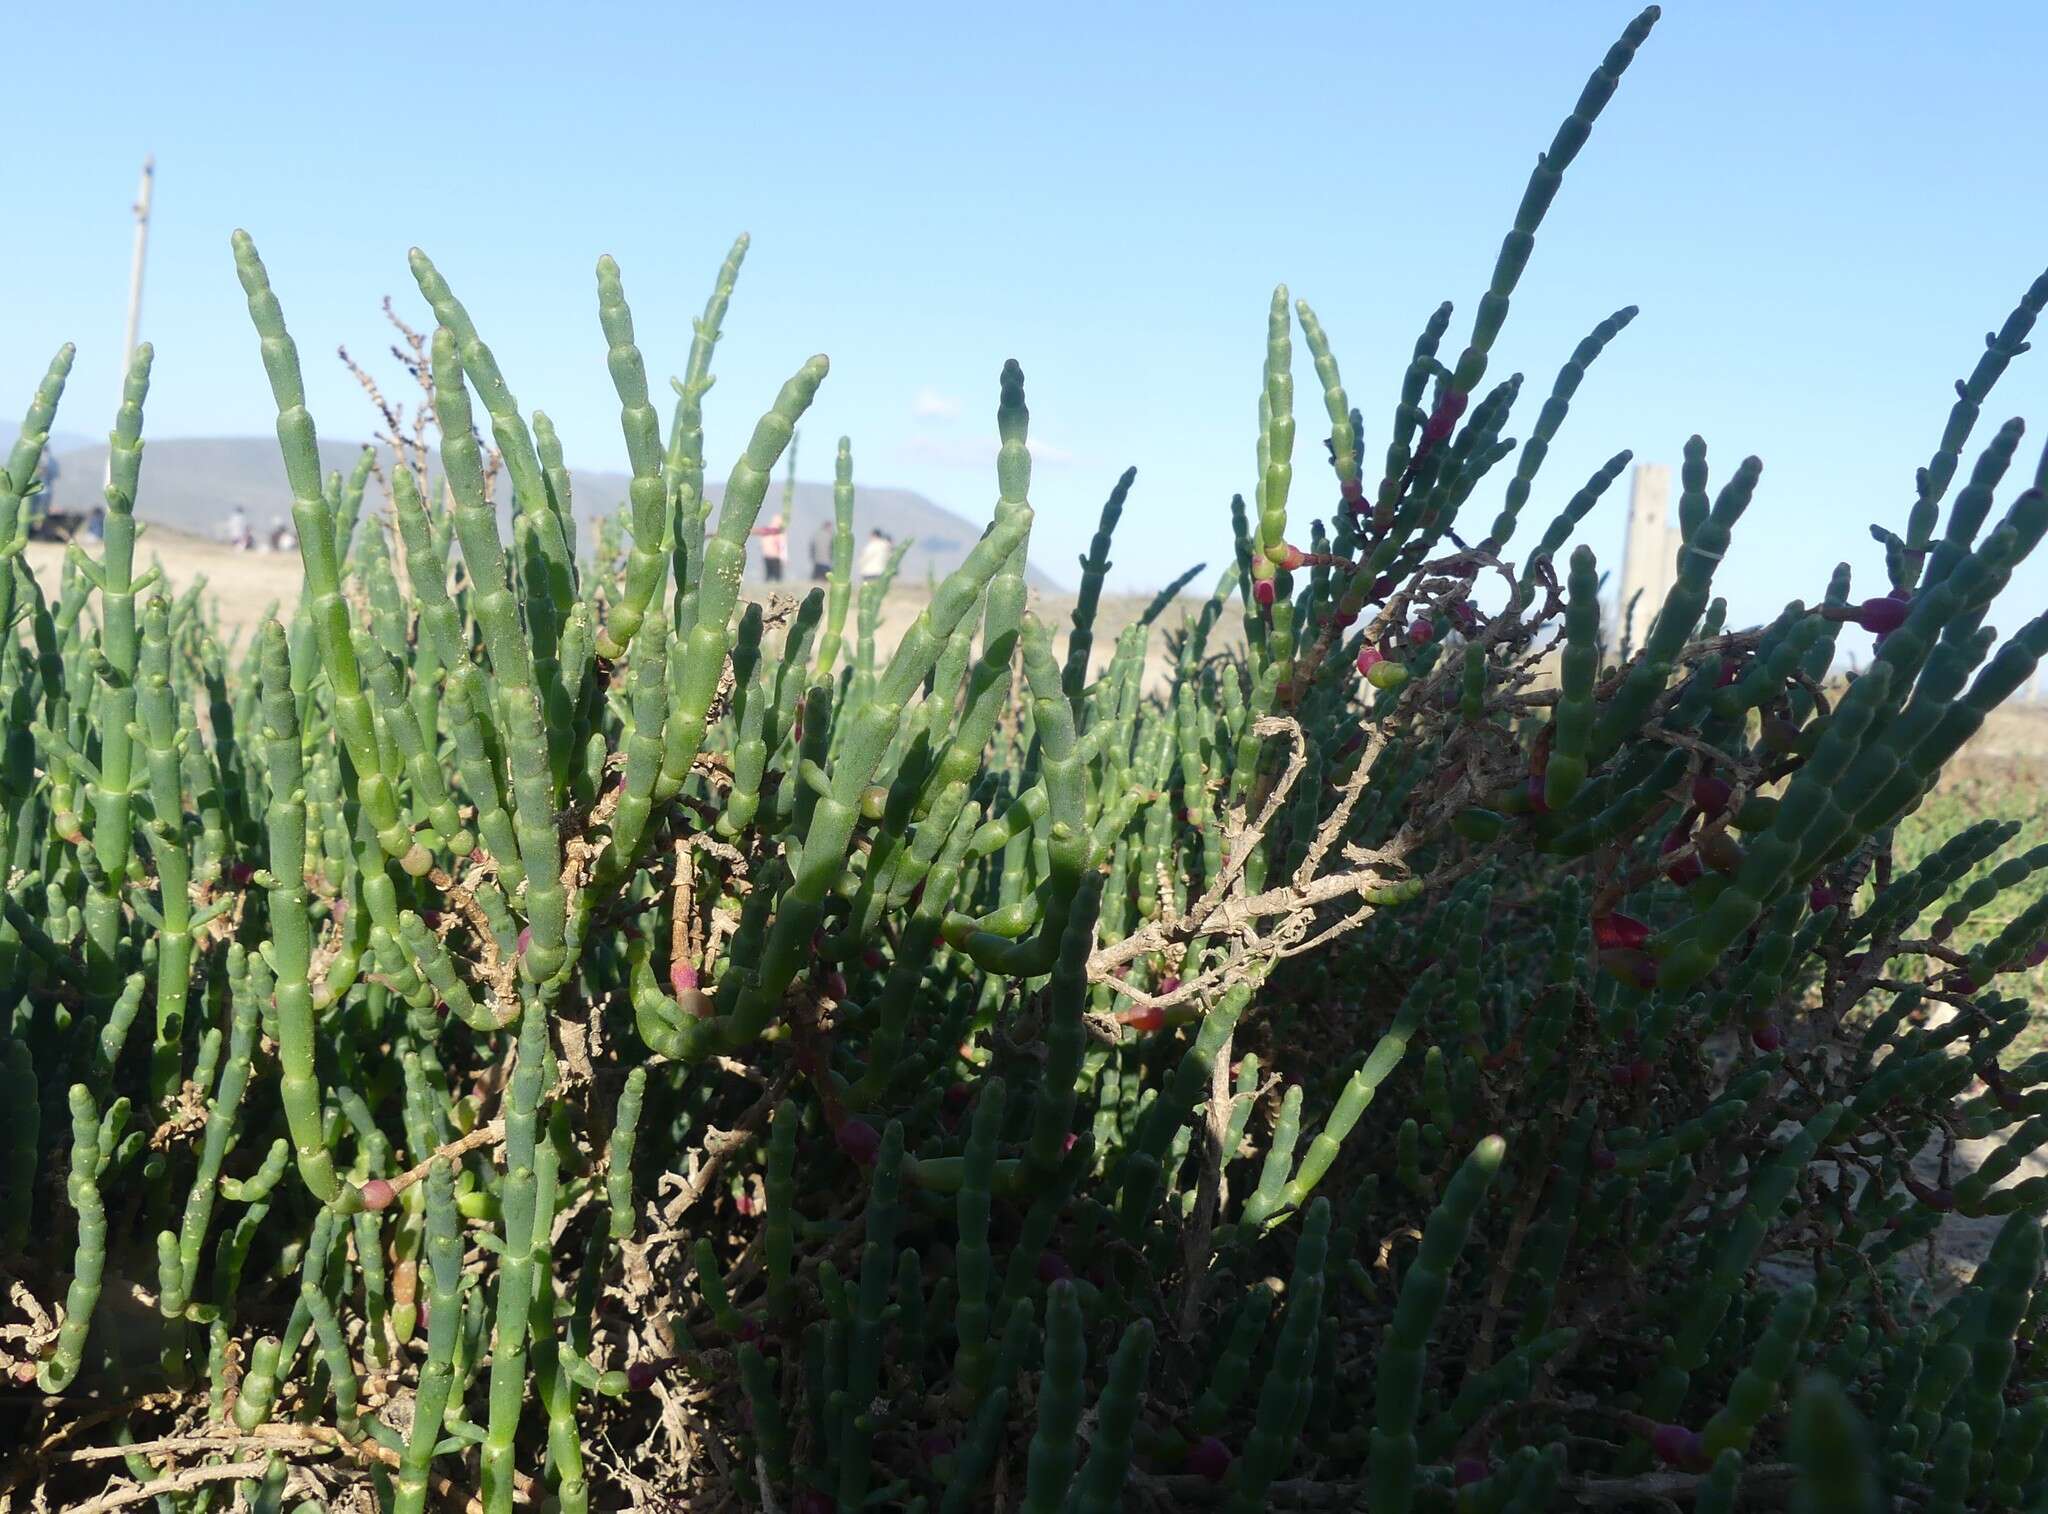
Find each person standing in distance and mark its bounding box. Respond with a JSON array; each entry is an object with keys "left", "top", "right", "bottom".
[
  {"left": 810, "top": 517, "right": 835, "bottom": 582},
  {"left": 857, "top": 528, "right": 893, "bottom": 581},
  {"left": 753, "top": 512, "right": 789, "bottom": 583}
]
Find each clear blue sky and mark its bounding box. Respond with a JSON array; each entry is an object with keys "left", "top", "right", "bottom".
[{"left": 12, "top": 2, "right": 2048, "bottom": 643}]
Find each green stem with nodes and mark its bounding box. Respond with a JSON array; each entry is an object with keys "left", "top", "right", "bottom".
[
  {"left": 36, "top": 1085, "right": 105, "bottom": 1391},
  {"left": 655, "top": 355, "right": 828, "bottom": 808},
  {"left": 1371, "top": 1136, "right": 1506, "bottom": 1513},
  {"left": 427, "top": 325, "right": 566, "bottom": 980},
  {"left": 234, "top": 233, "right": 424, "bottom": 873},
  {"left": 409, "top": 249, "right": 579, "bottom": 782},
  {"left": 814, "top": 437, "right": 858, "bottom": 678},
  {"left": 667, "top": 233, "right": 750, "bottom": 619},
  {"left": 79, "top": 346, "right": 156, "bottom": 1001},
  {"left": 257, "top": 621, "right": 339, "bottom": 1205},
  {"left": 593, "top": 255, "right": 669, "bottom": 659}
]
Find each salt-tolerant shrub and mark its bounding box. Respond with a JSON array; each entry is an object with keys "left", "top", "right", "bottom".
[{"left": 7, "top": 7, "right": 2048, "bottom": 1508}]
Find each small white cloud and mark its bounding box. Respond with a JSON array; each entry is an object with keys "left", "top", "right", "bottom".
[
  {"left": 899, "top": 434, "right": 1079, "bottom": 469},
  {"left": 912, "top": 387, "right": 963, "bottom": 422},
  {"left": 899, "top": 435, "right": 980, "bottom": 467}
]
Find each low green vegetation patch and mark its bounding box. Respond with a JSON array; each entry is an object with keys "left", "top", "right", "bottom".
[{"left": 7, "top": 7, "right": 2048, "bottom": 1511}]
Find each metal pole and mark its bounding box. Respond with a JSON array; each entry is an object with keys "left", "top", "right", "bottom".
[
  {"left": 122, "top": 155, "right": 154, "bottom": 378},
  {"left": 104, "top": 156, "right": 154, "bottom": 494}
]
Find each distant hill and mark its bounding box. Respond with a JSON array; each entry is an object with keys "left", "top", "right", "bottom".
[
  {"left": 0, "top": 422, "right": 93, "bottom": 461},
  {"left": 36, "top": 434, "right": 1062, "bottom": 592}
]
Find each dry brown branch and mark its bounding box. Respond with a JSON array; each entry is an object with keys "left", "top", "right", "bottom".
[
  {"left": 385, "top": 1119, "right": 507, "bottom": 1200},
  {"left": 1201, "top": 715, "right": 1307, "bottom": 914},
  {"left": 1089, "top": 853, "right": 1416, "bottom": 982},
  {"left": 66, "top": 1457, "right": 275, "bottom": 1512},
  {"left": 1564, "top": 1463, "right": 1801, "bottom": 1508},
  {"left": 1293, "top": 719, "right": 1387, "bottom": 891},
  {"left": 646, "top": 1074, "right": 792, "bottom": 1237},
  {"left": 38, "top": 1418, "right": 487, "bottom": 1514},
  {"left": 419, "top": 860, "right": 520, "bottom": 1028},
  {"left": 1176, "top": 1021, "right": 1238, "bottom": 1338}
]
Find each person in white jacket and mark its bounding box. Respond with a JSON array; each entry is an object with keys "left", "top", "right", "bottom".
[{"left": 856, "top": 528, "right": 894, "bottom": 580}]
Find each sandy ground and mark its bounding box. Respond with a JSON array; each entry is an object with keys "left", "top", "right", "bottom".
[
  {"left": 22, "top": 528, "right": 1233, "bottom": 686},
  {"left": 1749, "top": 1026, "right": 2045, "bottom": 1299},
  {"left": 24, "top": 526, "right": 2043, "bottom": 744},
  {"left": 27, "top": 528, "right": 2047, "bottom": 1287},
  {"left": 24, "top": 531, "right": 309, "bottom": 654}
]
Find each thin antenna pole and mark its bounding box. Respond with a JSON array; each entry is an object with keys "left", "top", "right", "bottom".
[
  {"left": 122, "top": 155, "right": 155, "bottom": 378},
  {"left": 104, "top": 155, "right": 155, "bottom": 495}
]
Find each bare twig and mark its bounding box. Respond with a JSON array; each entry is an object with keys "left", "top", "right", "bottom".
[
  {"left": 66, "top": 1457, "right": 274, "bottom": 1513},
  {"left": 386, "top": 1119, "right": 507, "bottom": 1200},
  {"left": 1176, "top": 1022, "right": 1237, "bottom": 1337}
]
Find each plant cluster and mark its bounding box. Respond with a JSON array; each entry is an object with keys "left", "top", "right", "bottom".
[{"left": 9, "top": 8, "right": 2048, "bottom": 1510}]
